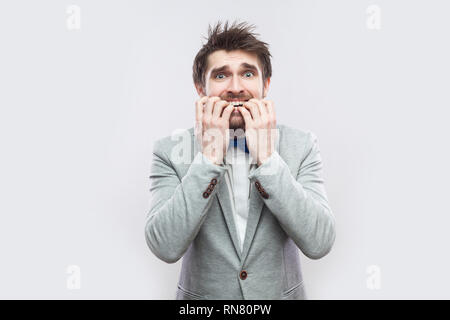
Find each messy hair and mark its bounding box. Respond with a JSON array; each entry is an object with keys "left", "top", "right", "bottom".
[{"left": 192, "top": 21, "right": 272, "bottom": 88}]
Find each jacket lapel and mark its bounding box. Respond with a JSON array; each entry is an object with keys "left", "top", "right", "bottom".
[
  {"left": 191, "top": 129, "right": 243, "bottom": 260},
  {"left": 190, "top": 126, "right": 281, "bottom": 263},
  {"left": 240, "top": 127, "right": 281, "bottom": 262},
  {"left": 239, "top": 172, "right": 265, "bottom": 261},
  {"left": 215, "top": 173, "right": 243, "bottom": 260}
]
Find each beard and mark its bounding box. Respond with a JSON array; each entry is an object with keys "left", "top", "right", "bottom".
[
  {"left": 219, "top": 93, "right": 253, "bottom": 131},
  {"left": 229, "top": 109, "right": 245, "bottom": 130}
]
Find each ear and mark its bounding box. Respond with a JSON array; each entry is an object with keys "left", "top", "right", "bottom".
[
  {"left": 195, "top": 83, "right": 206, "bottom": 97},
  {"left": 263, "top": 77, "right": 271, "bottom": 98}
]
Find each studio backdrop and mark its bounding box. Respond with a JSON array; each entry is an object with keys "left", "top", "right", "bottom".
[{"left": 1, "top": 0, "right": 449, "bottom": 299}]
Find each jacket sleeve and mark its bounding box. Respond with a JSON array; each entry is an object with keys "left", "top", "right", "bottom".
[
  {"left": 145, "top": 139, "right": 228, "bottom": 263},
  {"left": 248, "top": 131, "right": 336, "bottom": 259}
]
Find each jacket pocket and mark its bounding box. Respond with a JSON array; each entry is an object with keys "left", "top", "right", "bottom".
[
  {"left": 176, "top": 284, "right": 205, "bottom": 300},
  {"left": 281, "top": 281, "right": 306, "bottom": 300}
]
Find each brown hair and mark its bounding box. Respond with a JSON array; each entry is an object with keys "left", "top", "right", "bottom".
[{"left": 192, "top": 20, "right": 272, "bottom": 89}]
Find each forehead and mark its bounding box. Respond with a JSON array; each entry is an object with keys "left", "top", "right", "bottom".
[{"left": 206, "top": 49, "right": 261, "bottom": 71}]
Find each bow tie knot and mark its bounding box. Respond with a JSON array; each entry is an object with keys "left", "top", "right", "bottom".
[{"left": 232, "top": 137, "right": 249, "bottom": 153}]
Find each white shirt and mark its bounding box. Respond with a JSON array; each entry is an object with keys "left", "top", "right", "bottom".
[{"left": 223, "top": 138, "right": 254, "bottom": 253}]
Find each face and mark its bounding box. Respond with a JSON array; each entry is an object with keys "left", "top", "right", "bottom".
[{"left": 196, "top": 49, "right": 270, "bottom": 130}]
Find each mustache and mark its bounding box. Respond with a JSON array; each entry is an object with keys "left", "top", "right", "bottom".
[{"left": 220, "top": 94, "right": 253, "bottom": 100}]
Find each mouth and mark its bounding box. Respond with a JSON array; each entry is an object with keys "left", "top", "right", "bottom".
[{"left": 226, "top": 99, "right": 249, "bottom": 107}]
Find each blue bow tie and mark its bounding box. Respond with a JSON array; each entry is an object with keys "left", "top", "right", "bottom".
[{"left": 232, "top": 137, "right": 249, "bottom": 153}]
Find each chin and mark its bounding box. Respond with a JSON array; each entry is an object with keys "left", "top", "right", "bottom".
[{"left": 229, "top": 114, "right": 245, "bottom": 131}]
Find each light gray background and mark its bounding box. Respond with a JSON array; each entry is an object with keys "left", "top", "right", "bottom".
[{"left": 1, "top": 0, "right": 449, "bottom": 299}]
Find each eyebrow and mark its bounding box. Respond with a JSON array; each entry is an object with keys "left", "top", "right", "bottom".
[{"left": 210, "top": 63, "right": 259, "bottom": 76}]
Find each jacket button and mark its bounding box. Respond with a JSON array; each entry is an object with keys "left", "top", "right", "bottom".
[
  {"left": 239, "top": 270, "right": 248, "bottom": 280},
  {"left": 255, "top": 181, "right": 261, "bottom": 188},
  {"left": 261, "top": 192, "right": 269, "bottom": 199},
  {"left": 206, "top": 188, "right": 213, "bottom": 193},
  {"left": 203, "top": 192, "right": 209, "bottom": 198},
  {"left": 209, "top": 183, "right": 215, "bottom": 189},
  {"left": 211, "top": 178, "right": 218, "bottom": 185}
]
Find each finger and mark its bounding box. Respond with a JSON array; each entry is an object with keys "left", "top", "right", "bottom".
[
  {"left": 237, "top": 106, "right": 253, "bottom": 125},
  {"left": 263, "top": 99, "right": 275, "bottom": 117},
  {"left": 263, "top": 100, "right": 276, "bottom": 127},
  {"left": 195, "top": 96, "right": 209, "bottom": 123},
  {"left": 205, "top": 96, "right": 221, "bottom": 118},
  {"left": 195, "top": 96, "right": 209, "bottom": 137},
  {"left": 249, "top": 98, "right": 267, "bottom": 115},
  {"left": 242, "top": 101, "right": 260, "bottom": 120},
  {"left": 212, "top": 100, "right": 230, "bottom": 119},
  {"left": 249, "top": 98, "right": 268, "bottom": 120},
  {"left": 220, "top": 104, "right": 235, "bottom": 122}
]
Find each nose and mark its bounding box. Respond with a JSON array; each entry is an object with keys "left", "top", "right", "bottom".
[{"left": 227, "top": 74, "right": 245, "bottom": 96}]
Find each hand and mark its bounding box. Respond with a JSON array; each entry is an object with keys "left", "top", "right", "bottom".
[
  {"left": 237, "top": 99, "right": 277, "bottom": 166},
  {"left": 195, "top": 96, "right": 234, "bottom": 165}
]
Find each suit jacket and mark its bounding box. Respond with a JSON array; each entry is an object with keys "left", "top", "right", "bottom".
[{"left": 145, "top": 124, "right": 336, "bottom": 299}]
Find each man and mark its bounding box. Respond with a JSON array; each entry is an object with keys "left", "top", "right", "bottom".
[{"left": 145, "top": 21, "right": 336, "bottom": 300}]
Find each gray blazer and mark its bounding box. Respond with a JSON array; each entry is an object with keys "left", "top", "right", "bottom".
[{"left": 145, "top": 124, "right": 336, "bottom": 300}]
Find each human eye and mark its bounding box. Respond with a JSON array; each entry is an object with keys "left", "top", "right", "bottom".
[
  {"left": 215, "top": 73, "right": 226, "bottom": 79},
  {"left": 243, "top": 71, "right": 254, "bottom": 78}
]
